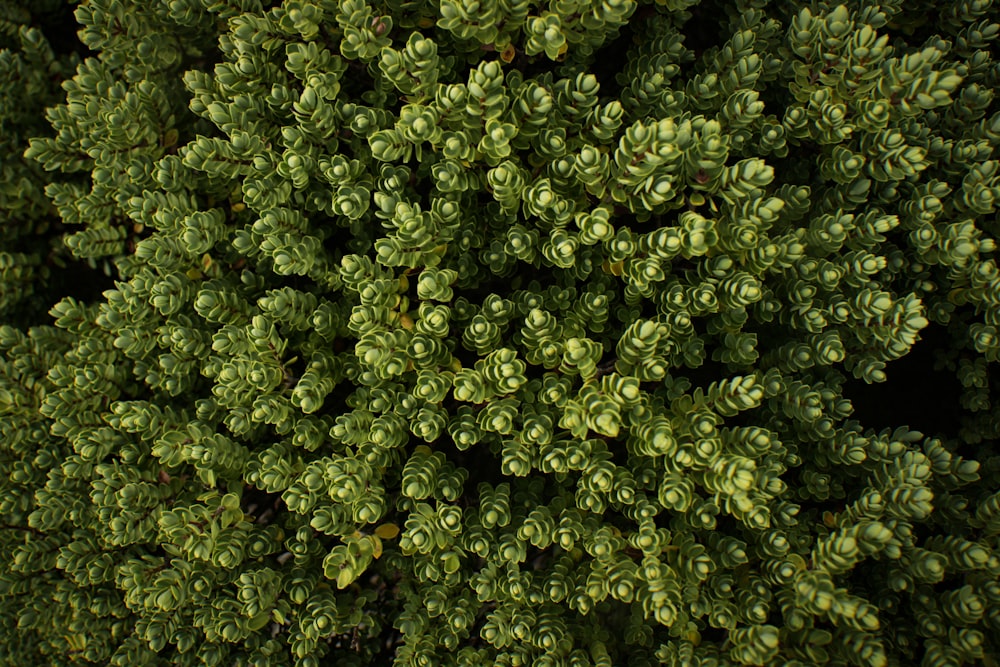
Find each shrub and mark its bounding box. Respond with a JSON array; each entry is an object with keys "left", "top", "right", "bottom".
[{"left": 1, "top": 0, "right": 999, "bottom": 665}]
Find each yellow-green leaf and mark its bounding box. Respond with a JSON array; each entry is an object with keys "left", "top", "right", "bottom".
[{"left": 375, "top": 523, "right": 400, "bottom": 539}]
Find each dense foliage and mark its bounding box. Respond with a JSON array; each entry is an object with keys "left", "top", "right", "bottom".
[{"left": 1, "top": 0, "right": 999, "bottom": 665}]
